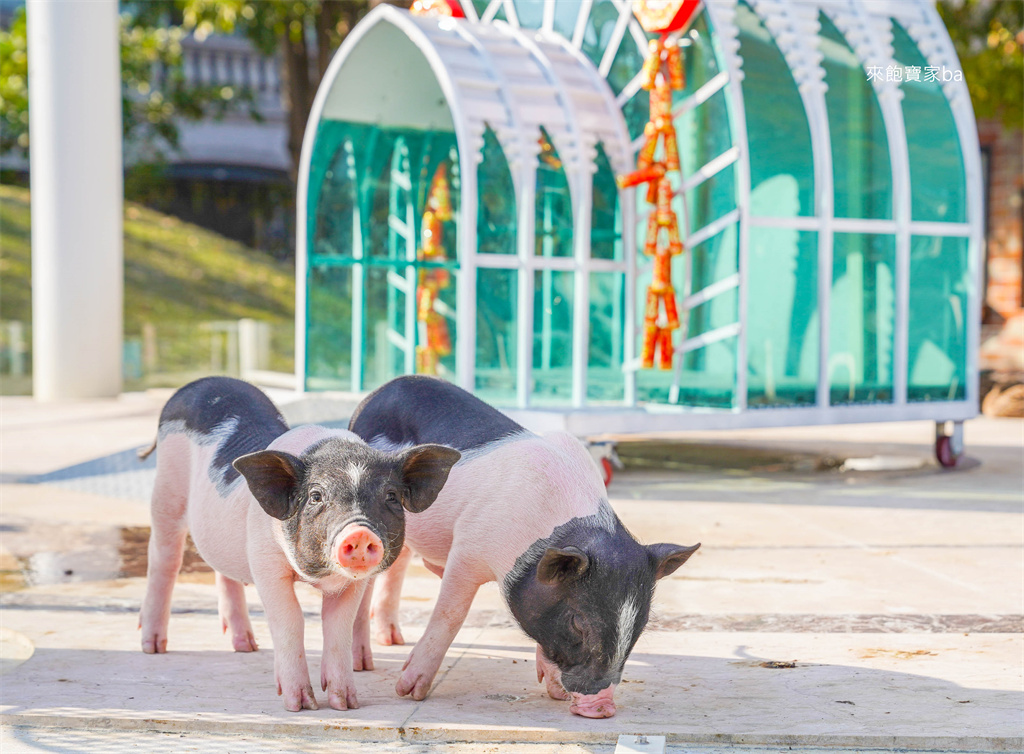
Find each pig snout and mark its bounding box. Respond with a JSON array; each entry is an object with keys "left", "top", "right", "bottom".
[
  {"left": 536, "top": 646, "right": 618, "bottom": 718},
  {"left": 333, "top": 523, "right": 384, "bottom": 572},
  {"left": 569, "top": 685, "right": 617, "bottom": 718}
]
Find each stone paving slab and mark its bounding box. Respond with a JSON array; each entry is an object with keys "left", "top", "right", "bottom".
[
  {"left": 4, "top": 730, "right": 1006, "bottom": 754},
  {"left": 1, "top": 396, "right": 1021, "bottom": 751},
  {"left": 1, "top": 600, "right": 1021, "bottom": 750}
]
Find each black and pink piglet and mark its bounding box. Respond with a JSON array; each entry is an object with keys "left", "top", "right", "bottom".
[{"left": 138, "top": 376, "right": 459, "bottom": 712}]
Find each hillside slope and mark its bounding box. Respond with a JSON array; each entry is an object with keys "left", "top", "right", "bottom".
[{"left": 0, "top": 183, "right": 295, "bottom": 331}]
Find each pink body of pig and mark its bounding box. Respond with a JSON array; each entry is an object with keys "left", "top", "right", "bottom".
[{"left": 350, "top": 376, "right": 700, "bottom": 719}]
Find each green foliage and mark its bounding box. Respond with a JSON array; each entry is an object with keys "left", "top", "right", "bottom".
[
  {"left": 938, "top": 0, "right": 1024, "bottom": 128},
  {"left": 182, "top": 0, "right": 338, "bottom": 54},
  {"left": 0, "top": 10, "right": 28, "bottom": 154},
  {"left": 0, "top": 6, "right": 253, "bottom": 158}
]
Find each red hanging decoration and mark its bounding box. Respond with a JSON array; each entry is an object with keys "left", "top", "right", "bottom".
[
  {"left": 410, "top": 0, "right": 466, "bottom": 18},
  {"left": 617, "top": 32, "right": 687, "bottom": 370},
  {"left": 416, "top": 164, "right": 453, "bottom": 375},
  {"left": 631, "top": 0, "right": 702, "bottom": 34}
]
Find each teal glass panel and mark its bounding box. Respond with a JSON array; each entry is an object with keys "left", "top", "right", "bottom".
[
  {"left": 589, "top": 271, "right": 626, "bottom": 403},
  {"left": 580, "top": 0, "right": 624, "bottom": 69},
  {"left": 552, "top": 2, "right": 580, "bottom": 41},
  {"left": 685, "top": 225, "right": 739, "bottom": 334},
  {"left": 735, "top": 2, "right": 815, "bottom": 218},
  {"left": 361, "top": 126, "right": 403, "bottom": 259},
  {"left": 680, "top": 219, "right": 740, "bottom": 408},
  {"left": 512, "top": 0, "right": 543, "bottom": 28},
  {"left": 891, "top": 21, "right": 967, "bottom": 223},
  {"left": 305, "top": 265, "right": 352, "bottom": 391},
  {"left": 676, "top": 89, "right": 735, "bottom": 226},
  {"left": 623, "top": 88, "right": 649, "bottom": 141},
  {"left": 304, "top": 120, "right": 461, "bottom": 391},
  {"left": 363, "top": 265, "right": 412, "bottom": 389},
  {"left": 676, "top": 11, "right": 722, "bottom": 99},
  {"left": 591, "top": 143, "right": 621, "bottom": 260},
  {"left": 830, "top": 233, "right": 895, "bottom": 404},
  {"left": 819, "top": 14, "right": 893, "bottom": 220},
  {"left": 475, "top": 267, "right": 518, "bottom": 404},
  {"left": 471, "top": 0, "right": 489, "bottom": 17},
  {"left": 388, "top": 136, "right": 419, "bottom": 263},
  {"left": 636, "top": 223, "right": 739, "bottom": 408},
  {"left": 533, "top": 270, "right": 574, "bottom": 403},
  {"left": 607, "top": 30, "right": 646, "bottom": 98},
  {"left": 908, "top": 235, "right": 969, "bottom": 402},
  {"left": 536, "top": 128, "right": 573, "bottom": 258},
  {"left": 309, "top": 122, "right": 357, "bottom": 258},
  {"left": 675, "top": 337, "right": 737, "bottom": 408},
  {"left": 686, "top": 166, "right": 736, "bottom": 233},
  {"left": 494, "top": 3, "right": 581, "bottom": 39},
  {"left": 747, "top": 229, "right": 819, "bottom": 407},
  {"left": 478, "top": 126, "right": 517, "bottom": 255}
]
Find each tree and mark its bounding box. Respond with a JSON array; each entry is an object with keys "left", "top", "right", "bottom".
[
  {"left": 178, "top": 0, "right": 409, "bottom": 179},
  {"left": 937, "top": 0, "right": 1023, "bottom": 129},
  {"left": 0, "top": 6, "right": 246, "bottom": 160}
]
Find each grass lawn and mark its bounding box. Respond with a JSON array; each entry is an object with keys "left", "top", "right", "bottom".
[{"left": 0, "top": 183, "right": 297, "bottom": 389}]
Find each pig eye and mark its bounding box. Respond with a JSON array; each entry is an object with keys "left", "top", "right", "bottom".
[
  {"left": 570, "top": 614, "right": 586, "bottom": 637},
  {"left": 309, "top": 489, "right": 323, "bottom": 504},
  {"left": 385, "top": 490, "right": 400, "bottom": 507}
]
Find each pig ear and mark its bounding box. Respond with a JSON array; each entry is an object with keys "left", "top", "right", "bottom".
[
  {"left": 398, "top": 444, "right": 461, "bottom": 513},
  {"left": 233, "top": 450, "right": 306, "bottom": 520},
  {"left": 649, "top": 542, "right": 701, "bottom": 580},
  {"left": 537, "top": 546, "right": 590, "bottom": 585}
]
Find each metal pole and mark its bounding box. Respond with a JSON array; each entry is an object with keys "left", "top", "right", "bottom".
[{"left": 28, "top": 0, "right": 123, "bottom": 400}]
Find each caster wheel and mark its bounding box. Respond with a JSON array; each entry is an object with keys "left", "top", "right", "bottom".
[
  {"left": 600, "top": 457, "right": 614, "bottom": 486},
  {"left": 935, "top": 435, "right": 958, "bottom": 468}
]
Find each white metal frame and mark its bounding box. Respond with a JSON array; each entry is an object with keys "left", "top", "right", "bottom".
[{"left": 296, "top": 0, "right": 982, "bottom": 437}]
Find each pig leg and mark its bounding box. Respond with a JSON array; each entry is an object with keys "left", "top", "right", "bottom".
[
  {"left": 396, "top": 565, "right": 482, "bottom": 701},
  {"left": 139, "top": 474, "right": 188, "bottom": 654},
  {"left": 370, "top": 544, "right": 412, "bottom": 646},
  {"left": 352, "top": 579, "right": 374, "bottom": 671},
  {"left": 321, "top": 580, "right": 368, "bottom": 710},
  {"left": 216, "top": 572, "right": 258, "bottom": 652},
  {"left": 253, "top": 571, "right": 318, "bottom": 711}
]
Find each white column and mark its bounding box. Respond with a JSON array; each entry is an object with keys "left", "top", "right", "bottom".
[{"left": 28, "top": 0, "right": 123, "bottom": 400}]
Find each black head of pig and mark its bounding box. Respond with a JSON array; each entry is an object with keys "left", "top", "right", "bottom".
[
  {"left": 504, "top": 510, "right": 699, "bottom": 697},
  {"left": 233, "top": 439, "right": 460, "bottom": 581}
]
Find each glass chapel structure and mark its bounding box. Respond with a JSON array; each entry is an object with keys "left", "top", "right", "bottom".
[{"left": 296, "top": 0, "right": 982, "bottom": 439}]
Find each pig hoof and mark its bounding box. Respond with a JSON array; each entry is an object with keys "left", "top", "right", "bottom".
[
  {"left": 141, "top": 636, "right": 168, "bottom": 654},
  {"left": 327, "top": 687, "right": 360, "bottom": 711},
  {"left": 352, "top": 643, "right": 374, "bottom": 672},
  {"left": 281, "top": 684, "right": 319, "bottom": 712},
  {"left": 232, "top": 632, "right": 258, "bottom": 652},
  {"left": 396, "top": 671, "right": 433, "bottom": 701},
  {"left": 373, "top": 623, "right": 404, "bottom": 646}
]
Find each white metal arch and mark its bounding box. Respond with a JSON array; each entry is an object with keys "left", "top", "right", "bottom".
[{"left": 295, "top": 3, "right": 635, "bottom": 397}]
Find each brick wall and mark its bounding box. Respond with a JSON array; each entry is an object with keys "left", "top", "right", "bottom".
[{"left": 978, "top": 119, "right": 1024, "bottom": 320}]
